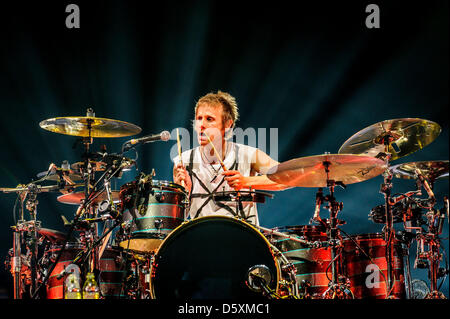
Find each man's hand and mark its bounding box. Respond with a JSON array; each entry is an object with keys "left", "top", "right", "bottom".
[
  {"left": 222, "top": 170, "right": 248, "bottom": 190},
  {"left": 173, "top": 163, "right": 192, "bottom": 193}
]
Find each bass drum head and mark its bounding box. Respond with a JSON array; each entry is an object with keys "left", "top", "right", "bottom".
[{"left": 151, "top": 216, "right": 279, "bottom": 299}]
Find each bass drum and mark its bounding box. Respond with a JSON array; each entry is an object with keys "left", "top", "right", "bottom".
[{"left": 150, "top": 216, "right": 293, "bottom": 299}]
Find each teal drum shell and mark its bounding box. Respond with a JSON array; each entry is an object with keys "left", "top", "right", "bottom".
[
  {"left": 265, "top": 225, "right": 332, "bottom": 298},
  {"left": 119, "top": 180, "right": 187, "bottom": 246}
]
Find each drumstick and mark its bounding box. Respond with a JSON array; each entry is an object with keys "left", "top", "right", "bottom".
[
  {"left": 203, "top": 131, "right": 227, "bottom": 172},
  {"left": 176, "top": 128, "right": 186, "bottom": 188}
]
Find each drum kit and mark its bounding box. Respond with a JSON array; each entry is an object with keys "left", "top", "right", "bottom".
[{"left": 2, "top": 110, "right": 448, "bottom": 300}]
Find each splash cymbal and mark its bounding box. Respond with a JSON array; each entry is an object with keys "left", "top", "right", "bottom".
[
  {"left": 389, "top": 160, "right": 449, "bottom": 182},
  {"left": 57, "top": 190, "right": 120, "bottom": 205},
  {"left": 267, "top": 154, "right": 386, "bottom": 187},
  {"left": 39, "top": 116, "right": 142, "bottom": 138},
  {"left": 338, "top": 118, "right": 441, "bottom": 161}
]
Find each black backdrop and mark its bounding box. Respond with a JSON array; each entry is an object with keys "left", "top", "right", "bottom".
[{"left": 0, "top": 0, "right": 448, "bottom": 300}]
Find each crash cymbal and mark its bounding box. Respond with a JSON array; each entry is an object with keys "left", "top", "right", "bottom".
[
  {"left": 389, "top": 160, "right": 449, "bottom": 182},
  {"left": 338, "top": 118, "right": 441, "bottom": 161},
  {"left": 57, "top": 190, "right": 120, "bottom": 205},
  {"left": 267, "top": 154, "right": 386, "bottom": 187},
  {"left": 39, "top": 116, "right": 142, "bottom": 138}
]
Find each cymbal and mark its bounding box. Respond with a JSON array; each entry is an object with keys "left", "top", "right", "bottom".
[
  {"left": 57, "top": 190, "right": 120, "bottom": 205},
  {"left": 267, "top": 154, "right": 386, "bottom": 187},
  {"left": 37, "top": 169, "right": 83, "bottom": 182},
  {"left": 389, "top": 160, "right": 449, "bottom": 182},
  {"left": 38, "top": 228, "right": 67, "bottom": 243},
  {"left": 338, "top": 118, "right": 441, "bottom": 161},
  {"left": 71, "top": 159, "right": 135, "bottom": 172},
  {"left": 71, "top": 160, "right": 107, "bottom": 172},
  {"left": 39, "top": 116, "right": 142, "bottom": 138},
  {"left": 0, "top": 184, "right": 82, "bottom": 194}
]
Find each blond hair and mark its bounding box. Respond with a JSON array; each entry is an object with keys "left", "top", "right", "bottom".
[{"left": 195, "top": 90, "right": 239, "bottom": 129}]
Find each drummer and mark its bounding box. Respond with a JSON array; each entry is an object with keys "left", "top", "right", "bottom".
[{"left": 173, "top": 90, "right": 290, "bottom": 226}]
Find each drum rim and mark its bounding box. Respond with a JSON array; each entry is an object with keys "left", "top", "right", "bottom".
[
  {"left": 149, "top": 215, "right": 281, "bottom": 299},
  {"left": 120, "top": 179, "right": 187, "bottom": 194},
  {"left": 272, "top": 224, "right": 327, "bottom": 233}
]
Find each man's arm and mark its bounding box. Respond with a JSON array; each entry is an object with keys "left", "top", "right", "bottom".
[{"left": 223, "top": 149, "right": 291, "bottom": 191}]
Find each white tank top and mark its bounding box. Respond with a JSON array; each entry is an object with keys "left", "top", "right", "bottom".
[{"left": 173, "top": 142, "right": 259, "bottom": 226}]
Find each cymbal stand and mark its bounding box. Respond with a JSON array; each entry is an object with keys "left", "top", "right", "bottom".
[
  {"left": 319, "top": 161, "right": 352, "bottom": 299},
  {"left": 378, "top": 138, "right": 396, "bottom": 298},
  {"left": 413, "top": 179, "right": 448, "bottom": 299}
]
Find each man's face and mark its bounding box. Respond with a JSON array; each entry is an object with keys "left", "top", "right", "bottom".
[{"left": 194, "top": 102, "right": 229, "bottom": 146}]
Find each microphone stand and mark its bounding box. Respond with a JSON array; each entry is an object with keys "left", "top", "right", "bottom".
[{"left": 378, "top": 137, "right": 395, "bottom": 298}]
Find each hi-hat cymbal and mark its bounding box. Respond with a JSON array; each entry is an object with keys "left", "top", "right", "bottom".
[
  {"left": 38, "top": 228, "right": 67, "bottom": 243},
  {"left": 37, "top": 169, "right": 83, "bottom": 182},
  {"left": 267, "top": 154, "right": 386, "bottom": 187},
  {"left": 389, "top": 161, "right": 449, "bottom": 182},
  {"left": 0, "top": 184, "right": 83, "bottom": 194},
  {"left": 338, "top": 118, "right": 441, "bottom": 161},
  {"left": 57, "top": 190, "right": 120, "bottom": 205},
  {"left": 71, "top": 160, "right": 107, "bottom": 172},
  {"left": 39, "top": 116, "right": 142, "bottom": 138}
]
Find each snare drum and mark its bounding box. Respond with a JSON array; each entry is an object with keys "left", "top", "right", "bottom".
[
  {"left": 266, "top": 225, "right": 332, "bottom": 298},
  {"left": 150, "top": 216, "right": 295, "bottom": 299},
  {"left": 46, "top": 244, "right": 126, "bottom": 299},
  {"left": 342, "top": 233, "right": 406, "bottom": 299},
  {"left": 119, "top": 179, "right": 187, "bottom": 253}
]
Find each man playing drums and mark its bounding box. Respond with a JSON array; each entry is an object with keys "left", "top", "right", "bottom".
[{"left": 173, "top": 90, "right": 289, "bottom": 225}]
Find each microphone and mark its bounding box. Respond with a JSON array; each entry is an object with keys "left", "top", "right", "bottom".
[
  {"left": 129, "top": 131, "right": 171, "bottom": 145},
  {"left": 122, "top": 131, "right": 171, "bottom": 152}
]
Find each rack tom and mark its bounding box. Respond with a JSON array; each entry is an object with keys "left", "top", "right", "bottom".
[
  {"left": 119, "top": 179, "right": 187, "bottom": 253},
  {"left": 265, "top": 225, "right": 332, "bottom": 298}
]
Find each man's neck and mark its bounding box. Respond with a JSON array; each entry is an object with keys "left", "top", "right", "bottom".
[{"left": 201, "top": 140, "right": 228, "bottom": 163}]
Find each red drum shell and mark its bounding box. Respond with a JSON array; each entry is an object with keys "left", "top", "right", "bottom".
[{"left": 343, "top": 233, "right": 406, "bottom": 299}]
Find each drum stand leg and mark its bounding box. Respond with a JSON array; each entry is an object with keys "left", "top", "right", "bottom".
[
  {"left": 12, "top": 230, "right": 22, "bottom": 299},
  {"left": 380, "top": 171, "right": 395, "bottom": 297},
  {"left": 318, "top": 161, "right": 353, "bottom": 299}
]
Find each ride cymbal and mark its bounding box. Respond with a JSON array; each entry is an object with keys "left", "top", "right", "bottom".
[
  {"left": 39, "top": 116, "right": 142, "bottom": 138},
  {"left": 338, "top": 118, "right": 441, "bottom": 161},
  {"left": 267, "top": 154, "right": 386, "bottom": 187},
  {"left": 389, "top": 160, "right": 449, "bottom": 182}
]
